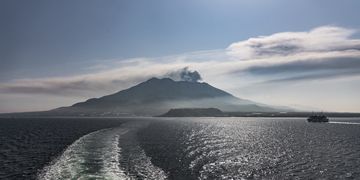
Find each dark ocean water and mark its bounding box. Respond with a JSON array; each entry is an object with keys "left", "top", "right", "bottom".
[{"left": 0, "top": 117, "right": 360, "bottom": 179}]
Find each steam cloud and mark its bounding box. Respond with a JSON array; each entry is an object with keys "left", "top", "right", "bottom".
[{"left": 166, "top": 67, "right": 202, "bottom": 82}]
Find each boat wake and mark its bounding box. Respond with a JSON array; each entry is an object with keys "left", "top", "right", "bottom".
[
  {"left": 329, "top": 121, "right": 360, "bottom": 125},
  {"left": 38, "top": 122, "right": 167, "bottom": 180}
]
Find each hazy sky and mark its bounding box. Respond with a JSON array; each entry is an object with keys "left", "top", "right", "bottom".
[{"left": 1, "top": 0, "right": 360, "bottom": 113}]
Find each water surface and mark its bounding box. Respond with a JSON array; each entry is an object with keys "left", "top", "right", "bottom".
[{"left": 1, "top": 117, "right": 359, "bottom": 179}]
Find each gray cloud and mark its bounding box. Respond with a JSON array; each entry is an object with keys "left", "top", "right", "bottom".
[
  {"left": 0, "top": 80, "right": 90, "bottom": 95},
  {"left": 261, "top": 69, "right": 360, "bottom": 84},
  {"left": 0, "top": 79, "right": 120, "bottom": 96},
  {"left": 244, "top": 57, "right": 360, "bottom": 75},
  {"left": 227, "top": 26, "right": 360, "bottom": 60},
  {"left": 0, "top": 69, "right": 158, "bottom": 96},
  {"left": 0, "top": 64, "right": 201, "bottom": 96}
]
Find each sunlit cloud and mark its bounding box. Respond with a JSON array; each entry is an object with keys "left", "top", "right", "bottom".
[{"left": 227, "top": 26, "right": 360, "bottom": 60}]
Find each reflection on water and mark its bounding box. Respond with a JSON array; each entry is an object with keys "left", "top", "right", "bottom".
[
  {"left": 329, "top": 122, "right": 360, "bottom": 125},
  {"left": 139, "top": 118, "right": 360, "bottom": 179}
]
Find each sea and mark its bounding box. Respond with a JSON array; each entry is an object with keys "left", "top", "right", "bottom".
[{"left": 0, "top": 117, "right": 359, "bottom": 179}]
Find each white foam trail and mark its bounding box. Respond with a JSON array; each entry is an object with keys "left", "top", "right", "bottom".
[
  {"left": 38, "top": 123, "right": 167, "bottom": 180},
  {"left": 38, "top": 128, "right": 130, "bottom": 180},
  {"left": 100, "top": 134, "right": 128, "bottom": 179},
  {"left": 329, "top": 121, "right": 360, "bottom": 125}
]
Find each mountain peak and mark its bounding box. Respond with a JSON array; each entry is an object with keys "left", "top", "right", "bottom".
[
  {"left": 146, "top": 77, "right": 173, "bottom": 82},
  {"left": 146, "top": 77, "right": 204, "bottom": 84}
]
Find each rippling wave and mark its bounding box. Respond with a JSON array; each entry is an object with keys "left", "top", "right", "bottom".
[{"left": 138, "top": 117, "right": 360, "bottom": 179}]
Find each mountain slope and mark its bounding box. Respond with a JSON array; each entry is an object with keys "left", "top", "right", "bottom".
[
  {"left": 50, "top": 78, "right": 280, "bottom": 116},
  {"left": 72, "top": 78, "right": 233, "bottom": 107}
]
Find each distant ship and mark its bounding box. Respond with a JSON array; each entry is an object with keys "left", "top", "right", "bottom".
[{"left": 307, "top": 114, "right": 329, "bottom": 123}]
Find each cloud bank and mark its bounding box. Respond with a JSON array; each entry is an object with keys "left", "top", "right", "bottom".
[
  {"left": 1, "top": 25, "right": 360, "bottom": 111},
  {"left": 227, "top": 26, "right": 360, "bottom": 59},
  {"left": 226, "top": 26, "right": 360, "bottom": 84}
]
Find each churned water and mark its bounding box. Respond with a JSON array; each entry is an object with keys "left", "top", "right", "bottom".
[{"left": 0, "top": 117, "right": 359, "bottom": 179}]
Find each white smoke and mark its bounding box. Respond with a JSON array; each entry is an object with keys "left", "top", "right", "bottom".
[{"left": 166, "top": 67, "right": 202, "bottom": 82}]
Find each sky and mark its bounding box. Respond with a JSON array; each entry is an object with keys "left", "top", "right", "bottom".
[{"left": 1, "top": 0, "right": 360, "bottom": 113}]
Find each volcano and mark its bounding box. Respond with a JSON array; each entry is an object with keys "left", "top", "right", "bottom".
[{"left": 47, "top": 77, "right": 281, "bottom": 116}]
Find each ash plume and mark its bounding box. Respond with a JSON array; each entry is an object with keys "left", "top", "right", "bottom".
[{"left": 166, "top": 67, "right": 202, "bottom": 82}]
